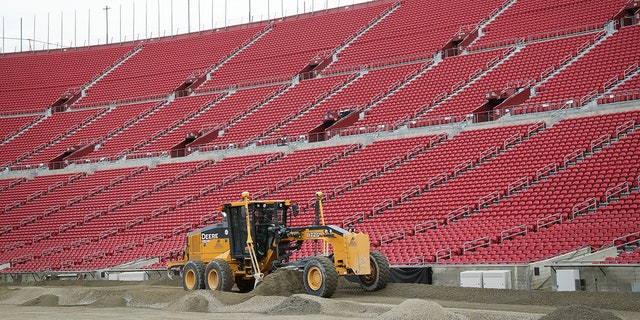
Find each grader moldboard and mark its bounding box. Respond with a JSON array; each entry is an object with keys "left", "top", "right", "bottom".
[{"left": 167, "top": 192, "right": 389, "bottom": 298}]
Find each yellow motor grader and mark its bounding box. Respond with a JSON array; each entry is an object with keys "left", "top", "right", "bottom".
[{"left": 167, "top": 192, "right": 389, "bottom": 297}]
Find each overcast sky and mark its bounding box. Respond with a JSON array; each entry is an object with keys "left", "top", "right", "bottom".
[{"left": 1, "top": 0, "right": 374, "bottom": 53}]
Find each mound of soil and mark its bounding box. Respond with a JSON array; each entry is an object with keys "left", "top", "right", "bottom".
[
  {"left": 539, "top": 305, "right": 622, "bottom": 320},
  {"left": 86, "top": 292, "right": 127, "bottom": 308},
  {"left": 252, "top": 269, "right": 306, "bottom": 296},
  {"left": 21, "top": 294, "right": 59, "bottom": 307},
  {"left": 218, "top": 295, "right": 288, "bottom": 313},
  {"left": 165, "top": 295, "right": 210, "bottom": 313},
  {"left": 266, "top": 294, "right": 322, "bottom": 315},
  {"left": 378, "top": 299, "right": 462, "bottom": 320}
]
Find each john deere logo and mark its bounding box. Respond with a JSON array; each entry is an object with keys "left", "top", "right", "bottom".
[{"left": 349, "top": 237, "right": 357, "bottom": 247}]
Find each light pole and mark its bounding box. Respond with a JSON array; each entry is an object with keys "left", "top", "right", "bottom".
[{"left": 103, "top": 5, "right": 111, "bottom": 44}]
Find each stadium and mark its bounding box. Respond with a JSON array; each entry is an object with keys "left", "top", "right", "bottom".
[{"left": 1, "top": 0, "right": 640, "bottom": 318}]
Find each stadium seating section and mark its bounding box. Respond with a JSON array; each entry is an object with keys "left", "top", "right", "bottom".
[{"left": 1, "top": 0, "right": 639, "bottom": 272}]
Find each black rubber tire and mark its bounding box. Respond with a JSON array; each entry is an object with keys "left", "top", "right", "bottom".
[
  {"left": 358, "top": 250, "right": 390, "bottom": 292},
  {"left": 235, "top": 279, "right": 255, "bottom": 293},
  {"left": 182, "top": 260, "right": 205, "bottom": 291},
  {"left": 303, "top": 255, "right": 338, "bottom": 298},
  {"left": 204, "top": 259, "right": 234, "bottom": 291}
]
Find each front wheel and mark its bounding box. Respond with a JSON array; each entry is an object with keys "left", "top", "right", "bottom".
[
  {"left": 358, "top": 250, "right": 390, "bottom": 292},
  {"left": 204, "top": 259, "right": 233, "bottom": 291},
  {"left": 303, "top": 255, "right": 338, "bottom": 298},
  {"left": 182, "top": 260, "right": 205, "bottom": 291}
]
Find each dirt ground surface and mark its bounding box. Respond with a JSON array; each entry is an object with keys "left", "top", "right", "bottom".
[{"left": 1, "top": 270, "right": 639, "bottom": 320}]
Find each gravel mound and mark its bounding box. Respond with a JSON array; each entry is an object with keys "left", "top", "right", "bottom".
[
  {"left": 85, "top": 292, "right": 127, "bottom": 308},
  {"left": 218, "top": 295, "right": 287, "bottom": 313},
  {"left": 302, "top": 293, "right": 392, "bottom": 317},
  {"left": 21, "top": 294, "right": 59, "bottom": 307},
  {"left": 165, "top": 295, "right": 210, "bottom": 313},
  {"left": 539, "top": 305, "right": 622, "bottom": 320},
  {"left": 164, "top": 291, "right": 223, "bottom": 312},
  {"left": 378, "top": 299, "right": 464, "bottom": 320},
  {"left": 252, "top": 269, "right": 306, "bottom": 296},
  {"left": 266, "top": 294, "right": 322, "bottom": 315}
]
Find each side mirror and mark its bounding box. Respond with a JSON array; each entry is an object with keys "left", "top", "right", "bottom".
[{"left": 291, "top": 203, "right": 300, "bottom": 217}]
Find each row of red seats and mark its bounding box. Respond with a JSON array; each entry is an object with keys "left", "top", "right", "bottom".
[
  {"left": 74, "top": 27, "right": 262, "bottom": 107},
  {"left": 0, "top": 167, "right": 140, "bottom": 248},
  {"left": 527, "top": 25, "right": 640, "bottom": 106},
  {"left": 303, "top": 123, "right": 534, "bottom": 240},
  {"left": 205, "top": 74, "right": 352, "bottom": 146},
  {"left": 0, "top": 108, "right": 106, "bottom": 168},
  {"left": 328, "top": 0, "right": 506, "bottom": 71},
  {"left": 334, "top": 124, "right": 535, "bottom": 243},
  {"left": 0, "top": 46, "right": 134, "bottom": 112},
  {"left": 450, "top": 128, "right": 640, "bottom": 263},
  {"left": 598, "top": 67, "right": 640, "bottom": 104},
  {"left": 473, "top": 0, "right": 627, "bottom": 48},
  {"left": 198, "top": 5, "right": 389, "bottom": 90},
  {"left": 279, "top": 135, "right": 442, "bottom": 217},
  {"left": 355, "top": 48, "right": 502, "bottom": 127},
  {"left": 376, "top": 111, "right": 638, "bottom": 263},
  {"left": 83, "top": 94, "right": 224, "bottom": 159},
  {"left": 24, "top": 101, "right": 161, "bottom": 165},
  {"left": 0, "top": 115, "right": 43, "bottom": 143},
  {"left": 267, "top": 62, "right": 425, "bottom": 140},
  {"left": 424, "top": 33, "right": 595, "bottom": 120},
  {"left": 140, "top": 84, "right": 286, "bottom": 152},
  {"left": 0, "top": 173, "right": 81, "bottom": 217}
]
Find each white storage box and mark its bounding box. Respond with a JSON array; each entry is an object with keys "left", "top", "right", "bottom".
[
  {"left": 460, "top": 271, "right": 483, "bottom": 288},
  {"left": 482, "top": 270, "right": 512, "bottom": 289}
]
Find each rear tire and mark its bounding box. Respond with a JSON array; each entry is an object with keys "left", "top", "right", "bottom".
[
  {"left": 358, "top": 250, "right": 390, "bottom": 292},
  {"left": 182, "top": 260, "right": 205, "bottom": 291},
  {"left": 303, "top": 255, "right": 338, "bottom": 298},
  {"left": 205, "top": 259, "right": 233, "bottom": 291}
]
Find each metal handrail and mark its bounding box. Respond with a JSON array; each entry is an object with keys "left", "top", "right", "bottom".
[
  {"left": 605, "top": 182, "right": 629, "bottom": 203},
  {"left": 372, "top": 198, "right": 394, "bottom": 215},
  {"left": 571, "top": 198, "right": 598, "bottom": 219},
  {"left": 446, "top": 206, "right": 471, "bottom": 223},
  {"left": 342, "top": 212, "right": 365, "bottom": 228},
  {"left": 435, "top": 248, "right": 452, "bottom": 262},
  {"left": 508, "top": 176, "right": 530, "bottom": 194},
  {"left": 414, "top": 219, "right": 439, "bottom": 234},
  {"left": 500, "top": 224, "right": 528, "bottom": 242},
  {"left": 462, "top": 237, "right": 491, "bottom": 254},
  {"left": 380, "top": 230, "right": 405, "bottom": 245},
  {"left": 536, "top": 213, "right": 563, "bottom": 230}
]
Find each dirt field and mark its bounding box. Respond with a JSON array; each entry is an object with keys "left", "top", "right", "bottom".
[{"left": 1, "top": 270, "right": 639, "bottom": 320}]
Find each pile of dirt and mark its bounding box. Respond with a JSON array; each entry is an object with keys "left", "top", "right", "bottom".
[
  {"left": 217, "top": 295, "right": 288, "bottom": 313},
  {"left": 377, "top": 299, "right": 463, "bottom": 320},
  {"left": 165, "top": 295, "right": 211, "bottom": 313},
  {"left": 21, "top": 294, "right": 59, "bottom": 307},
  {"left": 539, "top": 305, "right": 622, "bottom": 320},
  {"left": 302, "top": 293, "right": 393, "bottom": 317},
  {"left": 266, "top": 294, "right": 322, "bottom": 315},
  {"left": 252, "top": 269, "right": 306, "bottom": 296},
  {"left": 85, "top": 292, "right": 127, "bottom": 308}
]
